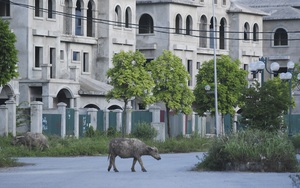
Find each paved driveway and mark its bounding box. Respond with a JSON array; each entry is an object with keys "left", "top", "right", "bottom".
[{"left": 0, "top": 153, "right": 298, "bottom": 188}]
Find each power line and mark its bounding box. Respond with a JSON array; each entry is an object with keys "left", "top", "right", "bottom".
[{"left": 3, "top": 0, "right": 300, "bottom": 41}]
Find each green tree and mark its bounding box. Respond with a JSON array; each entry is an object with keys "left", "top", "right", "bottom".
[
  {"left": 106, "top": 50, "right": 155, "bottom": 137},
  {"left": 0, "top": 18, "right": 18, "bottom": 87},
  {"left": 193, "top": 55, "right": 248, "bottom": 133},
  {"left": 239, "top": 79, "right": 292, "bottom": 131},
  {"left": 146, "top": 50, "right": 195, "bottom": 138}
]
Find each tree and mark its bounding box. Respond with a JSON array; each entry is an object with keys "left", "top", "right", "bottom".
[
  {"left": 239, "top": 79, "right": 292, "bottom": 131},
  {"left": 106, "top": 50, "right": 155, "bottom": 137},
  {"left": 0, "top": 18, "right": 18, "bottom": 87},
  {"left": 146, "top": 50, "right": 195, "bottom": 138},
  {"left": 193, "top": 55, "right": 248, "bottom": 133}
]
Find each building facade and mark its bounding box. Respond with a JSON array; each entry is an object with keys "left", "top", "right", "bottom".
[{"left": 0, "top": 0, "right": 275, "bottom": 111}]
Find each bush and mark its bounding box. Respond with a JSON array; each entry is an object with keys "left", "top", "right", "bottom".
[
  {"left": 132, "top": 122, "right": 157, "bottom": 140},
  {"left": 196, "top": 129, "right": 299, "bottom": 172}
]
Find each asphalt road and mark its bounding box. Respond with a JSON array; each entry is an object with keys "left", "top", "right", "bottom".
[{"left": 0, "top": 153, "right": 298, "bottom": 188}]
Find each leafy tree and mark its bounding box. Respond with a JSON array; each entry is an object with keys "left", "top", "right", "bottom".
[
  {"left": 146, "top": 50, "right": 195, "bottom": 138},
  {"left": 193, "top": 55, "right": 248, "bottom": 134},
  {"left": 106, "top": 50, "right": 155, "bottom": 137},
  {"left": 239, "top": 79, "right": 292, "bottom": 131},
  {"left": 0, "top": 18, "right": 18, "bottom": 87}
]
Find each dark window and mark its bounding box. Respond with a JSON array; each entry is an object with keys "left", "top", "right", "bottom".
[
  {"left": 35, "top": 47, "right": 43, "bottom": 68},
  {"left": 219, "top": 18, "right": 226, "bottom": 49},
  {"left": 186, "top": 15, "right": 192, "bottom": 35},
  {"left": 0, "top": 0, "right": 10, "bottom": 17},
  {"left": 48, "top": 0, "right": 53, "bottom": 18},
  {"left": 35, "top": 0, "right": 42, "bottom": 17},
  {"left": 187, "top": 60, "right": 192, "bottom": 86},
  {"left": 274, "top": 28, "right": 288, "bottom": 46},
  {"left": 115, "top": 6, "right": 121, "bottom": 27},
  {"left": 244, "top": 22, "right": 250, "bottom": 40},
  {"left": 253, "top": 24, "right": 259, "bottom": 41},
  {"left": 75, "top": 0, "right": 82, "bottom": 35},
  {"left": 87, "top": 1, "right": 93, "bottom": 37},
  {"left": 175, "top": 14, "right": 182, "bottom": 34},
  {"left": 199, "top": 15, "right": 207, "bottom": 48},
  {"left": 139, "top": 14, "right": 154, "bottom": 34},
  {"left": 125, "top": 7, "right": 132, "bottom": 28}
]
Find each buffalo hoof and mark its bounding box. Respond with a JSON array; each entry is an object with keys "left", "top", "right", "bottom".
[
  {"left": 114, "top": 169, "right": 119, "bottom": 172},
  {"left": 142, "top": 169, "right": 147, "bottom": 172},
  {"left": 131, "top": 168, "right": 136, "bottom": 172}
]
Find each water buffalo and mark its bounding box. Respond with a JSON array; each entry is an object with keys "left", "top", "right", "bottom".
[
  {"left": 12, "top": 132, "right": 49, "bottom": 150},
  {"left": 108, "top": 138, "right": 161, "bottom": 172}
]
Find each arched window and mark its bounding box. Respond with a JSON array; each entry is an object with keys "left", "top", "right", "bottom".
[
  {"left": 219, "top": 18, "right": 226, "bottom": 49},
  {"left": 139, "top": 14, "right": 154, "bottom": 34},
  {"left": 186, "top": 15, "right": 192, "bottom": 35},
  {"left": 125, "top": 7, "right": 132, "bottom": 28},
  {"left": 75, "top": 0, "right": 83, "bottom": 36},
  {"left": 115, "top": 5, "right": 122, "bottom": 27},
  {"left": 199, "top": 15, "right": 207, "bottom": 48},
  {"left": 274, "top": 28, "right": 288, "bottom": 46},
  {"left": 210, "top": 17, "right": 217, "bottom": 48},
  {"left": 0, "top": 0, "right": 10, "bottom": 16},
  {"left": 48, "top": 0, "right": 56, "bottom": 19},
  {"left": 35, "top": 0, "right": 43, "bottom": 17},
  {"left": 175, "top": 14, "right": 182, "bottom": 34},
  {"left": 87, "top": 0, "right": 94, "bottom": 37},
  {"left": 64, "top": 0, "right": 72, "bottom": 34},
  {"left": 244, "top": 22, "right": 250, "bottom": 40},
  {"left": 253, "top": 23, "right": 259, "bottom": 41}
]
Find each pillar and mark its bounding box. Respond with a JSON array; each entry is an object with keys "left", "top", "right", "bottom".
[
  {"left": 115, "top": 109, "right": 122, "bottom": 132},
  {"left": 30, "top": 101, "right": 43, "bottom": 133},
  {"left": 6, "top": 99, "right": 16, "bottom": 136},
  {"left": 58, "top": 102, "right": 67, "bottom": 138},
  {"left": 87, "top": 108, "right": 98, "bottom": 131},
  {"left": 149, "top": 105, "right": 165, "bottom": 142},
  {"left": 0, "top": 105, "right": 8, "bottom": 136}
]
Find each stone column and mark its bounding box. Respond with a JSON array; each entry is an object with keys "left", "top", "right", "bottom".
[
  {"left": 87, "top": 108, "right": 98, "bottom": 131},
  {"left": 115, "top": 109, "right": 122, "bottom": 132},
  {"left": 58, "top": 102, "right": 67, "bottom": 138},
  {"left": 104, "top": 109, "right": 109, "bottom": 131},
  {"left": 30, "top": 101, "right": 43, "bottom": 133},
  {"left": 0, "top": 105, "right": 8, "bottom": 136},
  {"left": 74, "top": 108, "right": 79, "bottom": 138},
  {"left": 126, "top": 106, "right": 132, "bottom": 135},
  {"left": 41, "top": 64, "right": 51, "bottom": 80},
  {"left": 5, "top": 99, "right": 16, "bottom": 136}
]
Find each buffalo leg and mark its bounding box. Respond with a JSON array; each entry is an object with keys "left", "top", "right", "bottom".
[
  {"left": 137, "top": 157, "right": 147, "bottom": 172},
  {"left": 131, "top": 158, "right": 137, "bottom": 172},
  {"left": 108, "top": 155, "right": 119, "bottom": 172}
]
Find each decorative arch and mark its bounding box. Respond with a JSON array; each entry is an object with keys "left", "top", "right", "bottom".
[
  {"left": 84, "top": 104, "right": 100, "bottom": 110},
  {"left": 244, "top": 22, "right": 250, "bottom": 40},
  {"left": 86, "top": 0, "right": 95, "bottom": 37},
  {"left": 219, "top": 17, "right": 227, "bottom": 49},
  {"left": 55, "top": 88, "right": 74, "bottom": 108},
  {"left": 115, "top": 5, "right": 122, "bottom": 26},
  {"left": 0, "top": 85, "right": 14, "bottom": 105},
  {"left": 107, "top": 105, "right": 123, "bottom": 110},
  {"left": 125, "top": 6, "right": 132, "bottom": 28},
  {"left": 274, "top": 28, "right": 288, "bottom": 46},
  {"left": 199, "top": 15, "right": 207, "bottom": 48},
  {"left": 253, "top": 23, "right": 259, "bottom": 41},
  {"left": 186, "top": 15, "right": 193, "bottom": 35},
  {"left": 139, "top": 14, "right": 154, "bottom": 34},
  {"left": 175, "top": 14, "right": 182, "bottom": 34}
]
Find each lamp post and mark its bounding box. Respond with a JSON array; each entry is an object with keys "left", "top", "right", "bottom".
[{"left": 250, "top": 58, "right": 300, "bottom": 136}]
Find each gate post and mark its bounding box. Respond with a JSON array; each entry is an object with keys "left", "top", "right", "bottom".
[
  {"left": 126, "top": 106, "right": 132, "bottom": 134},
  {"left": 0, "top": 105, "right": 8, "bottom": 136},
  {"left": 149, "top": 105, "right": 165, "bottom": 142},
  {"left": 115, "top": 109, "right": 122, "bottom": 132},
  {"left": 104, "top": 109, "right": 109, "bottom": 131},
  {"left": 58, "top": 102, "right": 67, "bottom": 138},
  {"left": 74, "top": 108, "right": 79, "bottom": 138},
  {"left": 30, "top": 101, "right": 43, "bottom": 133},
  {"left": 6, "top": 99, "right": 16, "bottom": 136},
  {"left": 87, "top": 108, "right": 98, "bottom": 131}
]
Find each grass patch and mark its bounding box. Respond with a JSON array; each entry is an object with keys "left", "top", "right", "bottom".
[{"left": 196, "top": 129, "right": 299, "bottom": 172}]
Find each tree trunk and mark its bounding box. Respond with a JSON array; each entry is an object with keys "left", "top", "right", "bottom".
[
  {"left": 122, "top": 100, "right": 128, "bottom": 138},
  {"left": 166, "top": 106, "right": 171, "bottom": 138}
]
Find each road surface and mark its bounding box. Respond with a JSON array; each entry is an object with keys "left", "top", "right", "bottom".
[{"left": 0, "top": 153, "right": 298, "bottom": 188}]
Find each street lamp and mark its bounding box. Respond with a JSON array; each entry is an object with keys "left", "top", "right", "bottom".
[{"left": 250, "top": 58, "right": 300, "bottom": 136}]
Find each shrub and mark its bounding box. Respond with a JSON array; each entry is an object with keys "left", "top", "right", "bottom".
[
  {"left": 132, "top": 122, "right": 157, "bottom": 140},
  {"left": 196, "top": 129, "right": 299, "bottom": 172}
]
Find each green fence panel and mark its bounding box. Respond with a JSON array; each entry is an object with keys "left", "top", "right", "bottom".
[
  {"left": 42, "top": 114, "right": 61, "bottom": 136},
  {"left": 97, "top": 110, "right": 104, "bottom": 132},
  {"left": 109, "top": 111, "right": 117, "bottom": 130},
  {"left": 66, "top": 108, "right": 75, "bottom": 135},
  {"left": 187, "top": 116, "right": 192, "bottom": 134},
  {"left": 224, "top": 114, "right": 232, "bottom": 134},
  {"left": 131, "top": 111, "right": 152, "bottom": 131},
  {"left": 79, "top": 114, "right": 91, "bottom": 137}
]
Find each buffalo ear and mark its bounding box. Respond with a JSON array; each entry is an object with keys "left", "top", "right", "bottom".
[{"left": 147, "top": 146, "right": 153, "bottom": 152}]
